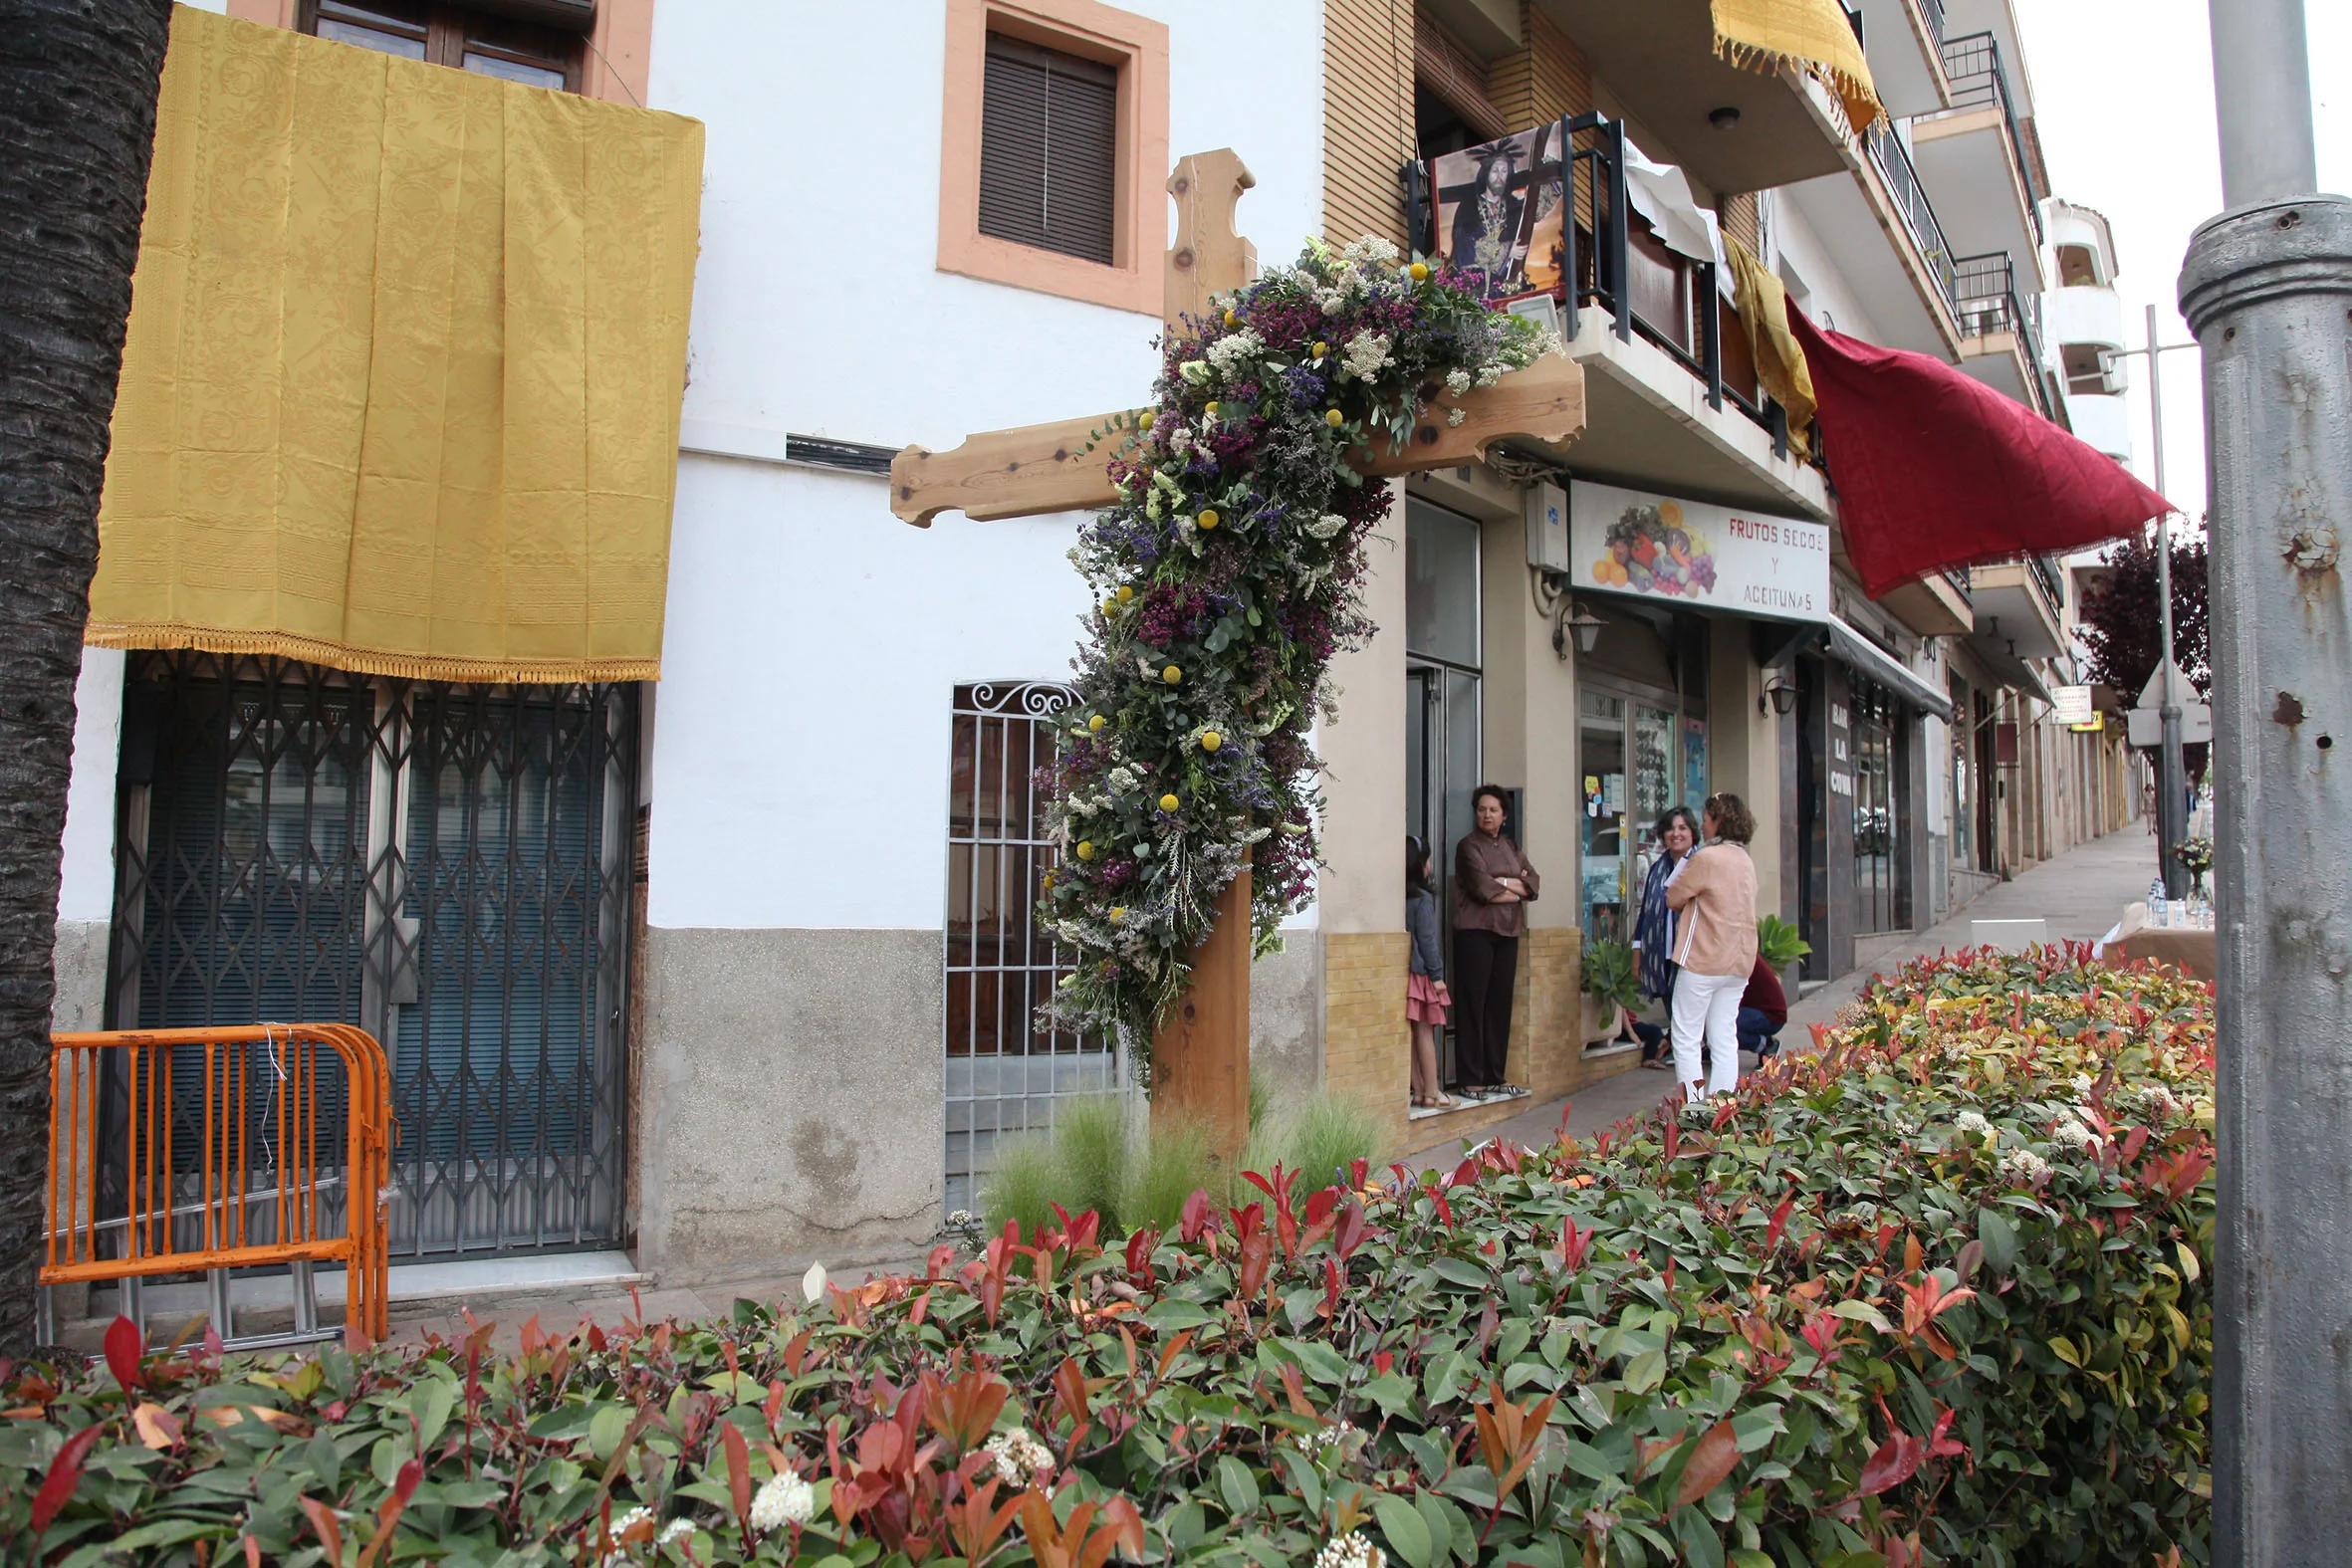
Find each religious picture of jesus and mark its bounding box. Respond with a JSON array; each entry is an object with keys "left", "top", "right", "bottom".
[{"left": 1432, "top": 125, "right": 1565, "bottom": 300}]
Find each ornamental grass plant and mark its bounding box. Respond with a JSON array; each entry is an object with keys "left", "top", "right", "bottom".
[{"left": 4, "top": 949, "right": 2211, "bottom": 1568}]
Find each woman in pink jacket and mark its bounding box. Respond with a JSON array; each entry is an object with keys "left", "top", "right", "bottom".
[{"left": 1665, "top": 792, "right": 1761, "bottom": 1101}]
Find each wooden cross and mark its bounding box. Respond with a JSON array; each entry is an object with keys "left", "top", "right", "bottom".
[{"left": 892, "top": 150, "right": 1586, "bottom": 1163}]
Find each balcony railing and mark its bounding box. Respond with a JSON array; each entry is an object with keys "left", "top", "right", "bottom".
[
  {"left": 1861, "top": 117, "right": 1958, "bottom": 318},
  {"left": 1913, "top": 0, "right": 1946, "bottom": 45},
  {"left": 1402, "top": 113, "right": 1800, "bottom": 461},
  {"left": 1952, "top": 252, "right": 2050, "bottom": 414},
  {"left": 2029, "top": 553, "right": 2064, "bottom": 611},
  {"left": 1946, "top": 564, "right": 1972, "bottom": 599},
  {"left": 1940, "top": 30, "right": 2044, "bottom": 242}
]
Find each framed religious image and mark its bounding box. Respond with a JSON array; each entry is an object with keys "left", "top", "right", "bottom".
[{"left": 1430, "top": 124, "right": 1567, "bottom": 301}]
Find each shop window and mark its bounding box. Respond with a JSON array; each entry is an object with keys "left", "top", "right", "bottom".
[{"left": 304, "top": 0, "right": 583, "bottom": 92}]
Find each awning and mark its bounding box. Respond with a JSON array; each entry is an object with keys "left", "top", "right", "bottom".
[{"left": 1823, "top": 616, "right": 1953, "bottom": 720}]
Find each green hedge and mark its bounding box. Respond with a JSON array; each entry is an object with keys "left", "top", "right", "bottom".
[{"left": 0, "top": 949, "right": 2212, "bottom": 1567}]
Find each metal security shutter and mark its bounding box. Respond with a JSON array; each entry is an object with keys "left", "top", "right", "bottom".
[{"left": 978, "top": 33, "right": 1118, "bottom": 265}]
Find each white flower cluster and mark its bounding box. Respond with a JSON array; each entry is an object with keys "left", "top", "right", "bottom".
[
  {"left": 1297, "top": 1421, "right": 1357, "bottom": 1457},
  {"left": 1445, "top": 367, "right": 1472, "bottom": 396},
  {"left": 749, "top": 1472, "right": 817, "bottom": 1533},
  {"left": 1205, "top": 328, "right": 1264, "bottom": 379},
  {"left": 1339, "top": 236, "right": 1401, "bottom": 266},
  {"left": 1998, "top": 1146, "right": 2052, "bottom": 1185},
  {"left": 1953, "top": 1110, "right": 1993, "bottom": 1138},
  {"left": 2110, "top": 1082, "right": 2185, "bottom": 1122},
  {"left": 2051, "top": 1116, "right": 2097, "bottom": 1152},
  {"left": 1314, "top": 1530, "right": 1388, "bottom": 1568},
  {"left": 1106, "top": 765, "right": 1139, "bottom": 793},
  {"left": 986, "top": 1426, "right": 1057, "bottom": 1490},
  {"left": 1305, "top": 512, "right": 1347, "bottom": 540},
  {"left": 1341, "top": 332, "right": 1393, "bottom": 381}
]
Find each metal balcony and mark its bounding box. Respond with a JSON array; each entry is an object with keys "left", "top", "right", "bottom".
[
  {"left": 1952, "top": 252, "right": 2050, "bottom": 415},
  {"left": 1401, "top": 114, "right": 1800, "bottom": 458},
  {"left": 1861, "top": 117, "right": 1958, "bottom": 318},
  {"left": 1939, "top": 31, "right": 2043, "bottom": 242}
]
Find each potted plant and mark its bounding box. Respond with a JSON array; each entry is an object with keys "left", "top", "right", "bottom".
[
  {"left": 1758, "top": 914, "right": 1811, "bottom": 986},
  {"left": 1579, "top": 937, "right": 1643, "bottom": 1044}
]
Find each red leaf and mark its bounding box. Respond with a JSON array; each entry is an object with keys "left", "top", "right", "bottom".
[
  {"left": 1764, "top": 1193, "right": 1795, "bottom": 1251},
  {"left": 724, "top": 1421, "right": 753, "bottom": 1530},
  {"left": 1855, "top": 1433, "right": 1926, "bottom": 1496},
  {"left": 1674, "top": 1420, "right": 1743, "bottom": 1509},
  {"left": 1559, "top": 1218, "right": 1592, "bottom": 1273},
  {"left": 1179, "top": 1189, "right": 1215, "bottom": 1243},
  {"left": 1124, "top": 1227, "right": 1159, "bottom": 1287},
  {"left": 104, "top": 1315, "right": 146, "bottom": 1393},
  {"left": 1372, "top": 1351, "right": 1393, "bottom": 1375},
  {"left": 1303, "top": 1187, "right": 1340, "bottom": 1228},
  {"left": 30, "top": 1426, "right": 102, "bottom": 1534},
  {"left": 1333, "top": 1200, "right": 1369, "bottom": 1259}
]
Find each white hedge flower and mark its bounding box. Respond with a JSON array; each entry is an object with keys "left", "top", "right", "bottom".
[
  {"left": 1314, "top": 1530, "right": 1387, "bottom": 1568},
  {"left": 749, "top": 1472, "right": 816, "bottom": 1532},
  {"left": 1998, "top": 1147, "right": 2051, "bottom": 1184},
  {"left": 2052, "top": 1117, "right": 2096, "bottom": 1151},
  {"left": 657, "top": 1519, "right": 695, "bottom": 1546},
  {"left": 1954, "top": 1110, "right": 1992, "bottom": 1138},
  {"left": 986, "top": 1426, "right": 1057, "bottom": 1489}
]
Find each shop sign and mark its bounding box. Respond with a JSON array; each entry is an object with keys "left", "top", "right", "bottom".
[
  {"left": 1568, "top": 481, "right": 1830, "bottom": 621},
  {"left": 2052, "top": 685, "right": 2096, "bottom": 727}
]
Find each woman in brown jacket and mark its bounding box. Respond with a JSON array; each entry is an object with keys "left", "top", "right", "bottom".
[
  {"left": 1452, "top": 784, "right": 1538, "bottom": 1098},
  {"left": 1665, "top": 791, "right": 1761, "bottom": 1101}
]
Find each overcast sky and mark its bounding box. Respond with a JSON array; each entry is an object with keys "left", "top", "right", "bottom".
[{"left": 2011, "top": 0, "right": 2350, "bottom": 532}]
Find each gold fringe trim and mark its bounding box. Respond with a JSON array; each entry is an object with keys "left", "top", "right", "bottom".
[
  {"left": 84, "top": 621, "right": 660, "bottom": 685},
  {"left": 1711, "top": 32, "right": 1884, "bottom": 133}
]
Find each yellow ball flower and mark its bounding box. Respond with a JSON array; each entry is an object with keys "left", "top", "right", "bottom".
[
  {"left": 1103, "top": 596, "right": 1118, "bottom": 615},
  {"left": 1223, "top": 308, "right": 1239, "bottom": 327},
  {"left": 1087, "top": 714, "right": 1106, "bottom": 733},
  {"left": 1205, "top": 400, "right": 1220, "bottom": 416},
  {"left": 1163, "top": 664, "right": 1182, "bottom": 684},
  {"left": 1110, "top": 905, "right": 1126, "bottom": 921},
  {"left": 1409, "top": 261, "right": 1430, "bottom": 282},
  {"left": 1159, "top": 793, "right": 1180, "bottom": 812},
  {"left": 1115, "top": 584, "right": 1134, "bottom": 602},
  {"left": 1312, "top": 340, "right": 1328, "bottom": 358},
  {"left": 1197, "top": 509, "right": 1220, "bottom": 531},
  {"left": 1075, "top": 840, "right": 1096, "bottom": 861},
  {"left": 1138, "top": 409, "right": 1154, "bottom": 431},
  {"left": 1200, "top": 730, "right": 1223, "bottom": 752},
  {"left": 1325, "top": 408, "right": 1345, "bottom": 427}
]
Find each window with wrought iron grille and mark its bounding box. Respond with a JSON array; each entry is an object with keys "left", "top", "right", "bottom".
[
  {"left": 107, "top": 653, "right": 637, "bottom": 1258},
  {"left": 942, "top": 682, "right": 1119, "bottom": 1214}
]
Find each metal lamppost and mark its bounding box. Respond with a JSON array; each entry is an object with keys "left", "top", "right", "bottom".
[
  {"left": 2108, "top": 306, "right": 2200, "bottom": 896},
  {"left": 2178, "top": 0, "right": 2352, "bottom": 1560}
]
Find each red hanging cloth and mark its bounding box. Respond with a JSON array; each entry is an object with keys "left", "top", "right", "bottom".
[{"left": 1789, "top": 309, "right": 2171, "bottom": 598}]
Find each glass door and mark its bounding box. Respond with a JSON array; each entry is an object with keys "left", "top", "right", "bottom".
[{"left": 1578, "top": 691, "right": 1628, "bottom": 941}]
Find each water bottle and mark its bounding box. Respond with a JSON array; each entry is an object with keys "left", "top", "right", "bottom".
[{"left": 2149, "top": 876, "right": 2168, "bottom": 928}]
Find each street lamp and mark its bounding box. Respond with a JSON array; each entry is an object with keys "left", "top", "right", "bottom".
[
  {"left": 1760, "top": 673, "right": 1797, "bottom": 717},
  {"left": 2107, "top": 305, "right": 2201, "bottom": 899},
  {"left": 1559, "top": 603, "right": 1606, "bottom": 655}
]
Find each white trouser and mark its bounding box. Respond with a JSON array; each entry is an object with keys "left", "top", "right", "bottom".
[{"left": 1671, "top": 969, "right": 1745, "bottom": 1098}]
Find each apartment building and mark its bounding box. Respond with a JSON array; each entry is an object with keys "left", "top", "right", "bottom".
[{"left": 50, "top": 0, "right": 2151, "bottom": 1316}]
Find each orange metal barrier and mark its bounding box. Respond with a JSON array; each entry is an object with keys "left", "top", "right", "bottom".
[{"left": 43, "top": 1024, "right": 394, "bottom": 1348}]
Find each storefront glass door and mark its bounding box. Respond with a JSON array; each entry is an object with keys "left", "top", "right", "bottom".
[
  {"left": 1578, "top": 692, "right": 1627, "bottom": 940},
  {"left": 1852, "top": 679, "right": 1900, "bottom": 934}
]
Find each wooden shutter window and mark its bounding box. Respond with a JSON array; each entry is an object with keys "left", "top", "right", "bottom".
[{"left": 978, "top": 33, "right": 1118, "bottom": 267}]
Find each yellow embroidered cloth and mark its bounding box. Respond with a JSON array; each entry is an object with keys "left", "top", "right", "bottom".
[
  {"left": 1711, "top": 0, "right": 1884, "bottom": 134},
  {"left": 1726, "top": 236, "right": 1815, "bottom": 457},
  {"left": 90, "top": 6, "right": 703, "bottom": 683}
]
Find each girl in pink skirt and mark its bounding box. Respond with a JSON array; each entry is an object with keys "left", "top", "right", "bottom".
[{"left": 1407, "top": 838, "right": 1457, "bottom": 1108}]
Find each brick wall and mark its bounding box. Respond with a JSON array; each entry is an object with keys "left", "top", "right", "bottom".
[{"left": 1322, "top": 0, "right": 1413, "bottom": 248}]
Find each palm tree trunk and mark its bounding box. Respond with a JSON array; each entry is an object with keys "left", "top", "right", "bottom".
[{"left": 0, "top": 0, "right": 175, "bottom": 1355}]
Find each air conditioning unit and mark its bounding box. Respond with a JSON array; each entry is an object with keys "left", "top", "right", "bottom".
[{"left": 1526, "top": 480, "right": 1568, "bottom": 573}]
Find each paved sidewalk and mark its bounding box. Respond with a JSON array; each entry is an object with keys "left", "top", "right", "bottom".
[{"left": 1398, "top": 827, "right": 2162, "bottom": 1170}]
